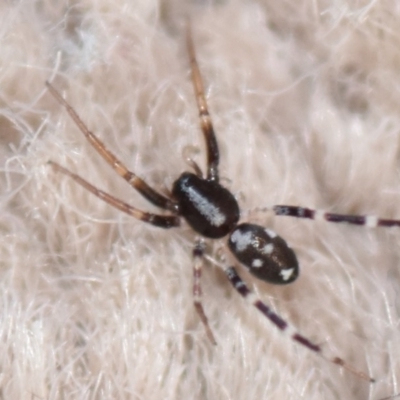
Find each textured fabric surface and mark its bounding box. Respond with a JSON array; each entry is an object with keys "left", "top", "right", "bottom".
[{"left": 0, "top": 1, "right": 399, "bottom": 399}]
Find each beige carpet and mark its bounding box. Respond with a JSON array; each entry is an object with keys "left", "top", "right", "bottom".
[{"left": 0, "top": 1, "right": 399, "bottom": 399}]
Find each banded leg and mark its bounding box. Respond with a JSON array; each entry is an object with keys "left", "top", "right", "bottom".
[
  {"left": 45, "top": 82, "right": 178, "bottom": 213},
  {"left": 273, "top": 205, "right": 400, "bottom": 228},
  {"left": 225, "top": 265, "right": 374, "bottom": 382},
  {"left": 186, "top": 22, "right": 219, "bottom": 183},
  {"left": 192, "top": 241, "right": 217, "bottom": 345},
  {"left": 49, "top": 161, "right": 180, "bottom": 229}
]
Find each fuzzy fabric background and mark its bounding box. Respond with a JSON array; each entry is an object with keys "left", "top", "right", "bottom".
[{"left": 0, "top": 0, "right": 400, "bottom": 399}]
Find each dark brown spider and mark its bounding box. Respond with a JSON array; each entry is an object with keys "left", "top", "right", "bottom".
[{"left": 46, "top": 22, "right": 381, "bottom": 383}]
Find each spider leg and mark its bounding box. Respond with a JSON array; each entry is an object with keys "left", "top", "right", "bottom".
[
  {"left": 48, "top": 161, "right": 180, "bottom": 229},
  {"left": 224, "top": 265, "right": 375, "bottom": 382},
  {"left": 273, "top": 205, "right": 400, "bottom": 227},
  {"left": 186, "top": 22, "right": 219, "bottom": 183},
  {"left": 45, "top": 82, "right": 178, "bottom": 213},
  {"left": 192, "top": 240, "right": 217, "bottom": 345}
]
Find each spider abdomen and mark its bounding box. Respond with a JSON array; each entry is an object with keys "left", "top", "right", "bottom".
[
  {"left": 172, "top": 172, "right": 240, "bottom": 238},
  {"left": 228, "top": 223, "right": 299, "bottom": 284}
]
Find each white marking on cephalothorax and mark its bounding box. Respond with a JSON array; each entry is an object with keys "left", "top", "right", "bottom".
[
  {"left": 252, "top": 259, "right": 263, "bottom": 268},
  {"left": 366, "top": 215, "right": 378, "bottom": 227},
  {"left": 265, "top": 228, "right": 277, "bottom": 238},
  {"left": 280, "top": 268, "right": 295, "bottom": 281},
  {"left": 262, "top": 243, "right": 274, "bottom": 254},
  {"left": 230, "top": 229, "right": 253, "bottom": 252},
  {"left": 184, "top": 185, "right": 226, "bottom": 227},
  {"left": 314, "top": 210, "right": 325, "bottom": 221}
]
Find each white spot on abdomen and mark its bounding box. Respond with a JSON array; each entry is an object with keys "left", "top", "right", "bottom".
[
  {"left": 280, "top": 268, "right": 295, "bottom": 281},
  {"left": 230, "top": 229, "right": 253, "bottom": 252},
  {"left": 252, "top": 259, "right": 263, "bottom": 268},
  {"left": 262, "top": 243, "right": 274, "bottom": 254}
]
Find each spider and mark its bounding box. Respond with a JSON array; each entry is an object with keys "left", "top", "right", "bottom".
[{"left": 44, "top": 23, "right": 386, "bottom": 383}]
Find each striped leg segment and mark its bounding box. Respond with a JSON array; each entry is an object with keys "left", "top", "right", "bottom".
[
  {"left": 45, "top": 82, "right": 178, "bottom": 213},
  {"left": 192, "top": 241, "right": 217, "bottom": 345},
  {"left": 49, "top": 161, "right": 180, "bottom": 229},
  {"left": 186, "top": 22, "right": 219, "bottom": 183},
  {"left": 273, "top": 205, "right": 400, "bottom": 228},
  {"left": 225, "top": 266, "right": 374, "bottom": 382}
]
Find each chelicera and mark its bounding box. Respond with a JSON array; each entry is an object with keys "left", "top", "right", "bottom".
[{"left": 46, "top": 23, "right": 380, "bottom": 383}]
